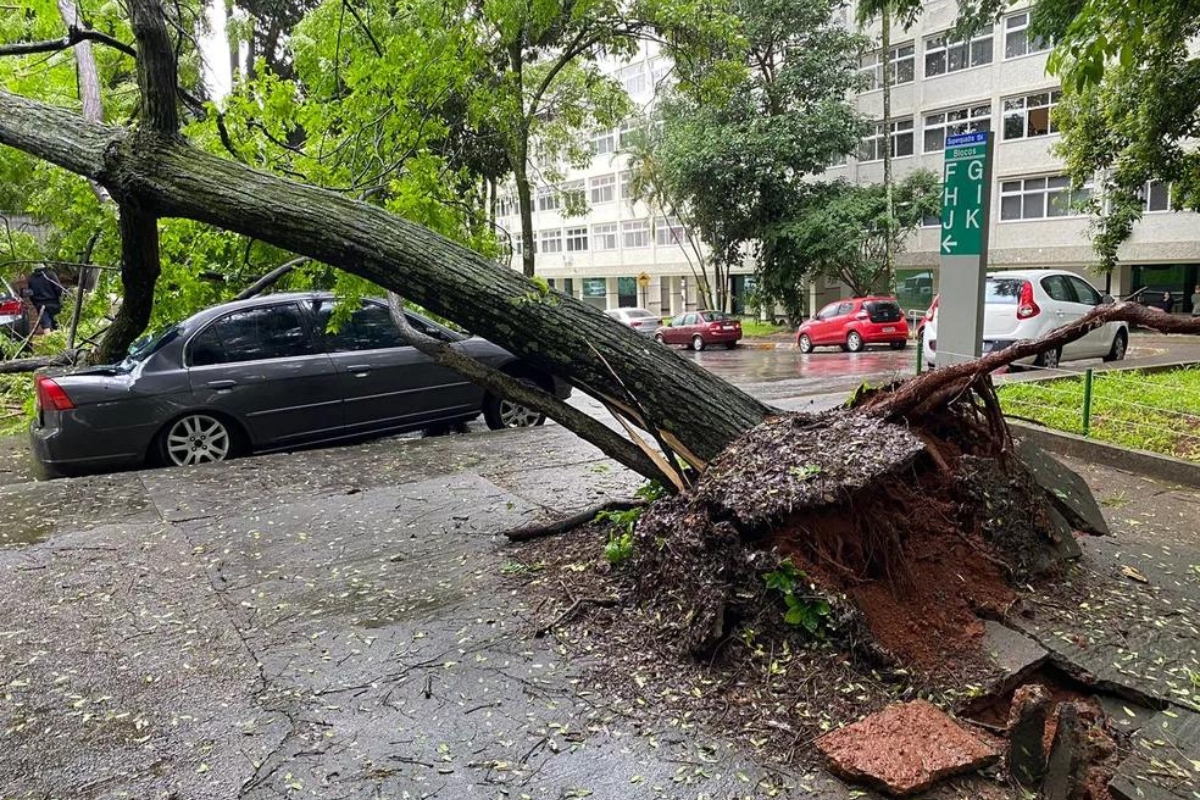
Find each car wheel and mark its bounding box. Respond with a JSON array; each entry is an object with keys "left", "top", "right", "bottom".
[
  {"left": 724, "top": 341, "right": 738, "bottom": 350},
  {"left": 483, "top": 394, "right": 546, "bottom": 430},
  {"left": 160, "top": 413, "right": 235, "bottom": 467},
  {"left": 691, "top": 335, "right": 705, "bottom": 352},
  {"left": 1035, "top": 347, "right": 1062, "bottom": 370},
  {"left": 654, "top": 333, "right": 665, "bottom": 344},
  {"left": 846, "top": 331, "right": 864, "bottom": 353},
  {"left": 798, "top": 334, "right": 813, "bottom": 354},
  {"left": 890, "top": 340, "right": 907, "bottom": 350},
  {"left": 1103, "top": 330, "right": 1128, "bottom": 362}
]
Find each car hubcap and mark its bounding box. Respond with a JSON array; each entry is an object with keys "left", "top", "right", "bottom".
[
  {"left": 166, "top": 415, "right": 231, "bottom": 466},
  {"left": 850, "top": 334, "right": 861, "bottom": 350},
  {"left": 1045, "top": 350, "right": 1059, "bottom": 369},
  {"left": 498, "top": 400, "right": 541, "bottom": 428}
]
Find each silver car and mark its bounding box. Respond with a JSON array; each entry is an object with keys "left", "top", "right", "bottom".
[
  {"left": 604, "top": 307, "right": 661, "bottom": 337},
  {"left": 30, "top": 293, "right": 569, "bottom": 477}
]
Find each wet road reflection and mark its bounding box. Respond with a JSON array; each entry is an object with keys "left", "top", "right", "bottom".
[{"left": 677, "top": 346, "right": 917, "bottom": 400}]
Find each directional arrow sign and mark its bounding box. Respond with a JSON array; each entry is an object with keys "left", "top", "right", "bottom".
[{"left": 940, "top": 132, "right": 990, "bottom": 257}]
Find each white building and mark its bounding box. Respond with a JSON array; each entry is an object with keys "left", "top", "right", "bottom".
[{"left": 499, "top": 1, "right": 1200, "bottom": 317}]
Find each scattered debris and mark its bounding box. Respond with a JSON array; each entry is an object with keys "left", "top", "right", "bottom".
[
  {"left": 1006, "top": 684, "right": 1052, "bottom": 788},
  {"left": 816, "top": 700, "right": 999, "bottom": 796}
]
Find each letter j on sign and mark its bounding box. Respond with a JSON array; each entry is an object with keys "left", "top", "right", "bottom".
[{"left": 940, "top": 132, "right": 990, "bottom": 256}]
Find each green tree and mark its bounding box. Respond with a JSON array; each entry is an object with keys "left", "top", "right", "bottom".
[
  {"left": 655, "top": 0, "right": 866, "bottom": 317},
  {"left": 775, "top": 170, "right": 941, "bottom": 299}
]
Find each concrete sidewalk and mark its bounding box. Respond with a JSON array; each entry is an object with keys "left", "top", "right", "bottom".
[{"left": 0, "top": 422, "right": 1197, "bottom": 799}]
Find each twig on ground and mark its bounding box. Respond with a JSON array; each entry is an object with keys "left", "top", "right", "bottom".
[
  {"left": 503, "top": 499, "right": 645, "bottom": 542},
  {"left": 535, "top": 596, "right": 618, "bottom": 638}
]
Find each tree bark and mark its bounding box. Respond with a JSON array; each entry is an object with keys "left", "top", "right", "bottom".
[
  {"left": 0, "top": 90, "right": 772, "bottom": 463},
  {"left": 96, "top": 205, "right": 162, "bottom": 363},
  {"left": 880, "top": 6, "right": 895, "bottom": 294}
]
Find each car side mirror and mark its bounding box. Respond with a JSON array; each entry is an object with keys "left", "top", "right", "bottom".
[{"left": 1100, "top": 294, "right": 1115, "bottom": 306}]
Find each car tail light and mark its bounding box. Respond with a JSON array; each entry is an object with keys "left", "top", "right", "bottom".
[
  {"left": 1017, "top": 281, "right": 1040, "bottom": 319},
  {"left": 708, "top": 322, "right": 723, "bottom": 331},
  {"left": 35, "top": 376, "right": 75, "bottom": 411},
  {"left": 0, "top": 298, "right": 23, "bottom": 316}
]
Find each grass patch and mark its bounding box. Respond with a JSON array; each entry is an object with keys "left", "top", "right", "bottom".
[
  {"left": 998, "top": 367, "right": 1200, "bottom": 461},
  {"left": 739, "top": 319, "right": 791, "bottom": 338},
  {"left": 0, "top": 374, "right": 34, "bottom": 437}
]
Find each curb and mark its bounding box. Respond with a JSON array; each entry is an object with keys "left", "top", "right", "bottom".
[
  {"left": 738, "top": 340, "right": 795, "bottom": 350},
  {"left": 1008, "top": 420, "right": 1200, "bottom": 489}
]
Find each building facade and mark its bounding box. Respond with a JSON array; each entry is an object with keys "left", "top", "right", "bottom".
[{"left": 499, "top": 2, "right": 1200, "bottom": 318}]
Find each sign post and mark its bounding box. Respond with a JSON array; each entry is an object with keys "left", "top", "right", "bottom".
[{"left": 936, "top": 131, "right": 994, "bottom": 367}]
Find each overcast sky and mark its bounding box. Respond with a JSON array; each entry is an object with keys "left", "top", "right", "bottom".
[{"left": 198, "top": 0, "right": 232, "bottom": 102}]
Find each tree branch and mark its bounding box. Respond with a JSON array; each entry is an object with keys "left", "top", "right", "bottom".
[
  {"left": 95, "top": 204, "right": 161, "bottom": 364},
  {"left": 384, "top": 292, "right": 674, "bottom": 486},
  {"left": 0, "top": 26, "right": 136, "bottom": 59},
  {"left": 129, "top": 0, "right": 179, "bottom": 133},
  {"left": 341, "top": 0, "right": 383, "bottom": 57},
  {"left": 234, "top": 256, "right": 310, "bottom": 299}
]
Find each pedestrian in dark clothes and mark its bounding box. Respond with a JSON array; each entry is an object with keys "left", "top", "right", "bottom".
[{"left": 27, "top": 265, "right": 64, "bottom": 332}]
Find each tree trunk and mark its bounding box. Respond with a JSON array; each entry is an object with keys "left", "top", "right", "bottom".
[
  {"left": 513, "top": 140, "right": 537, "bottom": 278},
  {"left": 0, "top": 90, "right": 771, "bottom": 463},
  {"left": 96, "top": 205, "right": 162, "bottom": 364},
  {"left": 881, "top": 6, "right": 895, "bottom": 295}
]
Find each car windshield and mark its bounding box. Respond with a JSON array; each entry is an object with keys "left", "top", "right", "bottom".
[
  {"left": 625, "top": 309, "right": 657, "bottom": 319},
  {"left": 985, "top": 278, "right": 1023, "bottom": 305},
  {"left": 119, "top": 325, "right": 179, "bottom": 369}
]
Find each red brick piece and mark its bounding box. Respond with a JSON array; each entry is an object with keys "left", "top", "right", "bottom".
[{"left": 817, "top": 700, "right": 1000, "bottom": 796}]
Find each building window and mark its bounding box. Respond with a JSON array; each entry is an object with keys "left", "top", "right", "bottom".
[
  {"left": 650, "top": 59, "right": 671, "bottom": 88},
  {"left": 1000, "top": 175, "right": 1092, "bottom": 220},
  {"left": 858, "top": 42, "right": 915, "bottom": 90},
  {"left": 590, "top": 129, "right": 615, "bottom": 156},
  {"left": 592, "top": 222, "right": 618, "bottom": 250},
  {"left": 620, "top": 171, "right": 635, "bottom": 200},
  {"left": 565, "top": 226, "right": 588, "bottom": 252},
  {"left": 561, "top": 180, "right": 584, "bottom": 208},
  {"left": 655, "top": 216, "right": 686, "bottom": 246},
  {"left": 1004, "top": 12, "right": 1049, "bottom": 59},
  {"left": 619, "top": 119, "right": 644, "bottom": 148},
  {"left": 539, "top": 229, "right": 563, "bottom": 253},
  {"left": 922, "top": 102, "right": 992, "bottom": 152},
  {"left": 589, "top": 174, "right": 616, "bottom": 204},
  {"left": 498, "top": 195, "right": 516, "bottom": 217},
  {"left": 859, "top": 117, "right": 914, "bottom": 161},
  {"left": 619, "top": 63, "right": 647, "bottom": 96},
  {"left": 537, "top": 186, "right": 560, "bottom": 212},
  {"left": 1142, "top": 180, "right": 1172, "bottom": 213},
  {"left": 622, "top": 219, "right": 651, "bottom": 248},
  {"left": 924, "top": 28, "right": 994, "bottom": 77},
  {"left": 514, "top": 237, "right": 523, "bottom": 255},
  {"left": 1002, "top": 89, "right": 1062, "bottom": 139}
]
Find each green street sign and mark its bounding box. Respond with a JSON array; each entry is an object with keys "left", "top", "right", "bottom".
[{"left": 940, "top": 132, "right": 991, "bottom": 256}]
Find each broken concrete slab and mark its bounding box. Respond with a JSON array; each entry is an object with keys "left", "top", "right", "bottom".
[
  {"left": 1007, "top": 684, "right": 1052, "bottom": 789},
  {"left": 983, "top": 620, "right": 1049, "bottom": 680},
  {"left": 1015, "top": 438, "right": 1110, "bottom": 536},
  {"left": 817, "top": 700, "right": 1000, "bottom": 796},
  {"left": 1109, "top": 707, "right": 1200, "bottom": 800}
]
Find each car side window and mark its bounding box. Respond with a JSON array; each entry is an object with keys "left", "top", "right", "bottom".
[
  {"left": 1041, "top": 275, "right": 1077, "bottom": 304},
  {"left": 670, "top": 314, "right": 687, "bottom": 327},
  {"left": 310, "top": 301, "right": 408, "bottom": 352},
  {"left": 190, "top": 304, "right": 316, "bottom": 366},
  {"left": 816, "top": 303, "right": 838, "bottom": 321},
  {"left": 683, "top": 313, "right": 698, "bottom": 325},
  {"left": 836, "top": 302, "right": 854, "bottom": 316},
  {"left": 1067, "top": 276, "right": 1102, "bottom": 306}
]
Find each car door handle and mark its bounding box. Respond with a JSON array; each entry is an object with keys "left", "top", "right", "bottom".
[
  {"left": 346, "top": 365, "right": 372, "bottom": 376},
  {"left": 206, "top": 379, "right": 236, "bottom": 390}
]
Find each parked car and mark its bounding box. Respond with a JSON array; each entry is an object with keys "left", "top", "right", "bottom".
[
  {"left": 924, "top": 269, "right": 1128, "bottom": 369},
  {"left": 916, "top": 295, "right": 939, "bottom": 345},
  {"left": 796, "top": 296, "right": 908, "bottom": 353},
  {"left": 605, "top": 307, "right": 660, "bottom": 338},
  {"left": 29, "top": 293, "right": 570, "bottom": 477},
  {"left": 0, "top": 277, "right": 31, "bottom": 340},
  {"left": 654, "top": 310, "right": 742, "bottom": 350}
]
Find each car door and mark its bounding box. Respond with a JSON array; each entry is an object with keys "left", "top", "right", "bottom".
[
  {"left": 809, "top": 303, "right": 839, "bottom": 344},
  {"left": 663, "top": 313, "right": 686, "bottom": 344},
  {"left": 186, "top": 302, "right": 344, "bottom": 448},
  {"left": 1039, "top": 275, "right": 1090, "bottom": 359},
  {"left": 674, "top": 313, "right": 698, "bottom": 344},
  {"left": 310, "top": 299, "right": 482, "bottom": 434},
  {"left": 1065, "top": 275, "right": 1112, "bottom": 357},
  {"left": 831, "top": 301, "right": 855, "bottom": 343}
]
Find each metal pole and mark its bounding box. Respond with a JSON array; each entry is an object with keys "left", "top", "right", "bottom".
[
  {"left": 916, "top": 336, "right": 923, "bottom": 374},
  {"left": 1081, "top": 368, "right": 1094, "bottom": 436}
]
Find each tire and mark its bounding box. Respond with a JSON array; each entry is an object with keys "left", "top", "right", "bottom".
[
  {"left": 483, "top": 372, "right": 548, "bottom": 430},
  {"left": 158, "top": 413, "right": 237, "bottom": 467},
  {"left": 724, "top": 341, "right": 738, "bottom": 350},
  {"left": 654, "top": 332, "right": 665, "bottom": 344},
  {"left": 798, "top": 334, "right": 813, "bottom": 354},
  {"left": 846, "top": 331, "right": 864, "bottom": 353},
  {"left": 691, "top": 335, "right": 705, "bottom": 352},
  {"left": 1035, "top": 347, "right": 1062, "bottom": 370},
  {"left": 1103, "top": 329, "right": 1128, "bottom": 362},
  {"left": 890, "top": 340, "right": 907, "bottom": 350}
]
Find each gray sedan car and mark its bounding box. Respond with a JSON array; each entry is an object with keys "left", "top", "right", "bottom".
[{"left": 30, "top": 293, "right": 569, "bottom": 477}]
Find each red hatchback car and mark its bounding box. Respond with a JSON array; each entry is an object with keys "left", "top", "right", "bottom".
[
  {"left": 655, "top": 310, "right": 742, "bottom": 350},
  {"left": 796, "top": 296, "right": 908, "bottom": 353}
]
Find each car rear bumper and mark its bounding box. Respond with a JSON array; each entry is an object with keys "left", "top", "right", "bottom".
[
  {"left": 858, "top": 323, "right": 908, "bottom": 343},
  {"left": 28, "top": 419, "right": 148, "bottom": 479},
  {"left": 703, "top": 330, "right": 742, "bottom": 343}
]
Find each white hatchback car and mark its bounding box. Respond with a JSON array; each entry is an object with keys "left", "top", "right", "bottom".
[{"left": 926, "top": 269, "right": 1129, "bottom": 369}]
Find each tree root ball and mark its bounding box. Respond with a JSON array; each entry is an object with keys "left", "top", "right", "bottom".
[{"left": 628, "top": 405, "right": 1081, "bottom": 669}]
